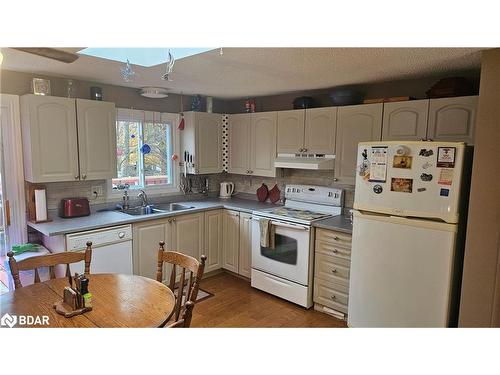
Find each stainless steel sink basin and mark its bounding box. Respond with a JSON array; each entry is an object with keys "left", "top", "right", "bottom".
[
  {"left": 154, "top": 203, "right": 195, "bottom": 211},
  {"left": 119, "top": 206, "right": 167, "bottom": 216}
]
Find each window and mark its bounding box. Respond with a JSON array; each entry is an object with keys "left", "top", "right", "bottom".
[{"left": 112, "top": 109, "right": 179, "bottom": 193}]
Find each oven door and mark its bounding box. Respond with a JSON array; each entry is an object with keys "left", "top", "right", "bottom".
[{"left": 251, "top": 216, "right": 311, "bottom": 285}]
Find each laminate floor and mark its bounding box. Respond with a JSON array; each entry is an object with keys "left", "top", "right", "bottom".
[{"left": 191, "top": 272, "right": 347, "bottom": 328}]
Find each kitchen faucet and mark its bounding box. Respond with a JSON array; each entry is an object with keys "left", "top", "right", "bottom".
[{"left": 138, "top": 190, "right": 149, "bottom": 207}]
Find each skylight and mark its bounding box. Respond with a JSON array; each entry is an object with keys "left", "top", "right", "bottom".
[{"left": 78, "top": 48, "right": 214, "bottom": 67}]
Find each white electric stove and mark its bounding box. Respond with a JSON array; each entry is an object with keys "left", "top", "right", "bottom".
[{"left": 251, "top": 185, "right": 344, "bottom": 307}]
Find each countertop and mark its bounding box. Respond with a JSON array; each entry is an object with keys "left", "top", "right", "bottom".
[
  {"left": 313, "top": 214, "right": 353, "bottom": 234},
  {"left": 28, "top": 197, "right": 281, "bottom": 237}
]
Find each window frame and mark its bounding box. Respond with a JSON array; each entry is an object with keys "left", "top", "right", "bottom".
[{"left": 107, "top": 109, "right": 180, "bottom": 198}]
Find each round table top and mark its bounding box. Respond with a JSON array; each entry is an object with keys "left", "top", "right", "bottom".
[{"left": 0, "top": 274, "right": 175, "bottom": 328}]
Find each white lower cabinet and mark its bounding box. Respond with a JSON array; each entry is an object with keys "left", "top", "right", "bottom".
[
  {"left": 133, "top": 212, "right": 204, "bottom": 281},
  {"left": 133, "top": 209, "right": 252, "bottom": 280},
  {"left": 238, "top": 212, "right": 252, "bottom": 278},
  {"left": 221, "top": 209, "right": 252, "bottom": 278},
  {"left": 133, "top": 218, "right": 170, "bottom": 280},
  {"left": 222, "top": 210, "right": 240, "bottom": 273},
  {"left": 313, "top": 228, "right": 352, "bottom": 316},
  {"left": 204, "top": 210, "right": 223, "bottom": 273}
]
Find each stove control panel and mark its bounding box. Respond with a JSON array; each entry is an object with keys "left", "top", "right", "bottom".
[{"left": 285, "top": 185, "right": 344, "bottom": 207}]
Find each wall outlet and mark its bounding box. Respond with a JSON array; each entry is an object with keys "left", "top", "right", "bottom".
[{"left": 92, "top": 185, "right": 103, "bottom": 197}]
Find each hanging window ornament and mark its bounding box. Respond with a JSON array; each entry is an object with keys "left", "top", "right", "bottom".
[
  {"left": 121, "top": 59, "right": 136, "bottom": 82},
  {"left": 161, "top": 49, "right": 175, "bottom": 81}
]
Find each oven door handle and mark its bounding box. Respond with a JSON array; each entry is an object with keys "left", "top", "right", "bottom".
[{"left": 269, "top": 220, "right": 309, "bottom": 231}]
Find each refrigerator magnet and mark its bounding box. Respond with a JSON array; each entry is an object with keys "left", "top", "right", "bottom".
[
  {"left": 438, "top": 168, "right": 454, "bottom": 186},
  {"left": 393, "top": 155, "right": 412, "bottom": 169},
  {"left": 437, "top": 147, "right": 456, "bottom": 168},
  {"left": 391, "top": 178, "right": 413, "bottom": 193}
]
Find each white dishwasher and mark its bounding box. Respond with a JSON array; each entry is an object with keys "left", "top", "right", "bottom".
[{"left": 65, "top": 225, "right": 133, "bottom": 275}]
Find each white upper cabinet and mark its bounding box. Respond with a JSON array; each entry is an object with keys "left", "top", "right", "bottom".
[
  {"left": 21, "top": 95, "right": 80, "bottom": 183},
  {"left": 277, "top": 109, "right": 305, "bottom": 153},
  {"left": 228, "top": 112, "right": 277, "bottom": 177},
  {"left": 249, "top": 112, "right": 277, "bottom": 177},
  {"left": 76, "top": 99, "right": 116, "bottom": 180},
  {"left": 335, "top": 103, "right": 383, "bottom": 185},
  {"left": 427, "top": 96, "right": 477, "bottom": 144},
  {"left": 228, "top": 113, "right": 251, "bottom": 174},
  {"left": 382, "top": 100, "right": 429, "bottom": 141},
  {"left": 181, "top": 112, "right": 222, "bottom": 174},
  {"left": 21, "top": 95, "right": 117, "bottom": 183},
  {"left": 304, "top": 107, "right": 337, "bottom": 154}
]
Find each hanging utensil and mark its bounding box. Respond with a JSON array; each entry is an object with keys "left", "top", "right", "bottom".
[{"left": 178, "top": 92, "right": 185, "bottom": 130}]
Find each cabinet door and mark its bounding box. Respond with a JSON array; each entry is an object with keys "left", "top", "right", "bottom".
[
  {"left": 133, "top": 220, "right": 169, "bottom": 280},
  {"left": 335, "top": 103, "right": 383, "bottom": 185},
  {"left": 228, "top": 114, "right": 251, "bottom": 174},
  {"left": 76, "top": 99, "right": 117, "bottom": 180},
  {"left": 249, "top": 112, "right": 277, "bottom": 177},
  {"left": 277, "top": 109, "right": 305, "bottom": 153},
  {"left": 382, "top": 100, "right": 429, "bottom": 141},
  {"left": 172, "top": 212, "right": 204, "bottom": 261},
  {"left": 222, "top": 210, "right": 240, "bottom": 273},
  {"left": 238, "top": 212, "right": 252, "bottom": 278},
  {"left": 427, "top": 96, "right": 477, "bottom": 144},
  {"left": 304, "top": 107, "right": 337, "bottom": 154},
  {"left": 196, "top": 113, "right": 222, "bottom": 173},
  {"left": 21, "top": 95, "right": 79, "bottom": 182},
  {"left": 204, "top": 210, "right": 223, "bottom": 273}
]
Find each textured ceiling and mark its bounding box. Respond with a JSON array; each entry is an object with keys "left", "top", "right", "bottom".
[{"left": 1, "top": 47, "right": 483, "bottom": 99}]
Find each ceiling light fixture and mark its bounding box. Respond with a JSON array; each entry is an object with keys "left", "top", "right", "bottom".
[
  {"left": 140, "top": 87, "right": 169, "bottom": 99},
  {"left": 161, "top": 49, "right": 175, "bottom": 81}
]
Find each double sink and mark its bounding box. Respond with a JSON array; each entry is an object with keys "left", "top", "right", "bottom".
[{"left": 120, "top": 203, "right": 195, "bottom": 216}]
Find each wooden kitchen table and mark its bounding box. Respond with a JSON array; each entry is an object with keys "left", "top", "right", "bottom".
[{"left": 0, "top": 274, "right": 175, "bottom": 328}]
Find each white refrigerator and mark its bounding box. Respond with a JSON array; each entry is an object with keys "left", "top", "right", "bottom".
[{"left": 348, "top": 141, "right": 470, "bottom": 327}]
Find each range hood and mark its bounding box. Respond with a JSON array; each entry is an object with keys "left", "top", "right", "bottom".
[{"left": 274, "top": 154, "right": 335, "bottom": 170}]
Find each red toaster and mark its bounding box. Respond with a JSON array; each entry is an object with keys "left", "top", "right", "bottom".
[{"left": 60, "top": 198, "right": 90, "bottom": 218}]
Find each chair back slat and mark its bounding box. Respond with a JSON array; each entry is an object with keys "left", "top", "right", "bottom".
[
  {"left": 7, "top": 242, "right": 93, "bottom": 289},
  {"left": 187, "top": 271, "right": 194, "bottom": 301},
  {"left": 49, "top": 266, "right": 56, "bottom": 280},
  {"left": 169, "top": 264, "right": 176, "bottom": 291},
  {"left": 156, "top": 241, "right": 206, "bottom": 327},
  {"left": 175, "top": 268, "right": 186, "bottom": 321},
  {"left": 34, "top": 268, "right": 41, "bottom": 283},
  {"left": 65, "top": 264, "right": 71, "bottom": 278}
]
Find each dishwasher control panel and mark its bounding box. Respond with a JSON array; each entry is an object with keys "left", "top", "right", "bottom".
[{"left": 66, "top": 225, "right": 133, "bottom": 251}]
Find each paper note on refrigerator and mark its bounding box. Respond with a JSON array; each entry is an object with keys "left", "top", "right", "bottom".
[{"left": 369, "top": 147, "right": 388, "bottom": 182}]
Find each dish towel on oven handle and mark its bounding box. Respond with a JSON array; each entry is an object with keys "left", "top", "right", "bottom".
[{"left": 259, "top": 218, "right": 276, "bottom": 249}]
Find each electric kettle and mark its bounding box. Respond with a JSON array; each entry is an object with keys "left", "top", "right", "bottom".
[{"left": 219, "top": 182, "right": 235, "bottom": 199}]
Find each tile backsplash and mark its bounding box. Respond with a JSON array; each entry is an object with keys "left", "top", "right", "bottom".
[
  {"left": 203, "top": 170, "right": 355, "bottom": 209},
  {"left": 44, "top": 180, "right": 108, "bottom": 210},
  {"left": 42, "top": 170, "right": 355, "bottom": 211}
]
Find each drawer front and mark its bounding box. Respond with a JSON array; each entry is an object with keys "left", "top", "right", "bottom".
[
  {"left": 316, "top": 228, "right": 352, "bottom": 246},
  {"left": 315, "top": 240, "right": 351, "bottom": 259},
  {"left": 314, "top": 253, "right": 350, "bottom": 285},
  {"left": 314, "top": 278, "right": 349, "bottom": 313}
]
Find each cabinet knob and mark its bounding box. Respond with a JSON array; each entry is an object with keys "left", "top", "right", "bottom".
[
  {"left": 331, "top": 295, "right": 337, "bottom": 300},
  {"left": 75, "top": 175, "right": 80, "bottom": 180},
  {"left": 334, "top": 236, "right": 340, "bottom": 241},
  {"left": 303, "top": 148, "right": 308, "bottom": 152},
  {"left": 332, "top": 249, "right": 338, "bottom": 253},
  {"left": 333, "top": 178, "right": 338, "bottom": 182},
  {"left": 331, "top": 268, "right": 338, "bottom": 273},
  {"left": 82, "top": 174, "right": 87, "bottom": 180}
]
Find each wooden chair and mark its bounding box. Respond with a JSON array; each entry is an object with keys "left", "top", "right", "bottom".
[
  {"left": 166, "top": 301, "right": 195, "bottom": 328},
  {"left": 7, "top": 242, "right": 92, "bottom": 289},
  {"left": 156, "top": 241, "right": 206, "bottom": 327}
]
